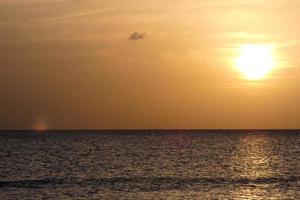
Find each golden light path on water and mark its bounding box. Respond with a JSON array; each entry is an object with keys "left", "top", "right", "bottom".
[{"left": 231, "top": 134, "right": 283, "bottom": 200}]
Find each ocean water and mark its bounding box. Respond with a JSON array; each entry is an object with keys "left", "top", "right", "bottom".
[{"left": 0, "top": 130, "right": 299, "bottom": 199}]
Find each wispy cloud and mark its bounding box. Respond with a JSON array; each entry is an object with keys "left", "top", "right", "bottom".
[
  {"left": 41, "top": 7, "right": 126, "bottom": 22},
  {"left": 128, "top": 32, "right": 147, "bottom": 41}
]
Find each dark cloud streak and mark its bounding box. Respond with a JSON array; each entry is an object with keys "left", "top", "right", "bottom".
[{"left": 128, "top": 32, "right": 147, "bottom": 41}]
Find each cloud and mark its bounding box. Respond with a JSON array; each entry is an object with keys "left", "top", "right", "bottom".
[{"left": 128, "top": 32, "right": 147, "bottom": 41}]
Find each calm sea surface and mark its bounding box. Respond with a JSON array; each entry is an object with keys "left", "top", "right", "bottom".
[{"left": 0, "top": 131, "right": 299, "bottom": 199}]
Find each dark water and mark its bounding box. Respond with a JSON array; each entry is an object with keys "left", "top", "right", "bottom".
[{"left": 0, "top": 130, "right": 299, "bottom": 199}]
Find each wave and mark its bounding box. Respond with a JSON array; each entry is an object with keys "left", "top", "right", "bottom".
[{"left": 0, "top": 176, "right": 299, "bottom": 191}]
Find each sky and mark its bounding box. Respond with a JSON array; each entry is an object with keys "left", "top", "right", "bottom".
[{"left": 1, "top": 0, "right": 300, "bottom": 129}]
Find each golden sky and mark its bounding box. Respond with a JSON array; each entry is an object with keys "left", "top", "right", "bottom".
[{"left": 1, "top": 0, "right": 300, "bottom": 129}]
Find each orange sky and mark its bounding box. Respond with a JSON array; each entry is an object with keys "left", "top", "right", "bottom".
[{"left": 1, "top": 0, "right": 300, "bottom": 129}]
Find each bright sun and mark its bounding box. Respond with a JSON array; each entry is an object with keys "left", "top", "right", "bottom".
[{"left": 235, "top": 44, "right": 275, "bottom": 80}]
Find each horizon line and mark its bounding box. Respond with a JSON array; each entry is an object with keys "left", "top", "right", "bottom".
[{"left": 1, "top": 129, "right": 300, "bottom": 132}]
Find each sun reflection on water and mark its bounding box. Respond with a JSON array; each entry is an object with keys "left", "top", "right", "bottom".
[
  {"left": 231, "top": 133, "right": 283, "bottom": 200},
  {"left": 234, "top": 134, "right": 274, "bottom": 178}
]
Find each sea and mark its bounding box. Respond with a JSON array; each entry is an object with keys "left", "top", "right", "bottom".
[{"left": 0, "top": 130, "right": 299, "bottom": 199}]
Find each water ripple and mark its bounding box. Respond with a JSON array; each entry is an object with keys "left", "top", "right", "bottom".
[{"left": 1, "top": 176, "right": 299, "bottom": 191}]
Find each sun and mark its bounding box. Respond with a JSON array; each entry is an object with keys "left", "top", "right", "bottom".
[{"left": 235, "top": 44, "right": 275, "bottom": 80}]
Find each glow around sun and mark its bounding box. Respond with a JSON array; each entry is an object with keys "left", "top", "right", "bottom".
[{"left": 235, "top": 44, "right": 276, "bottom": 80}]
